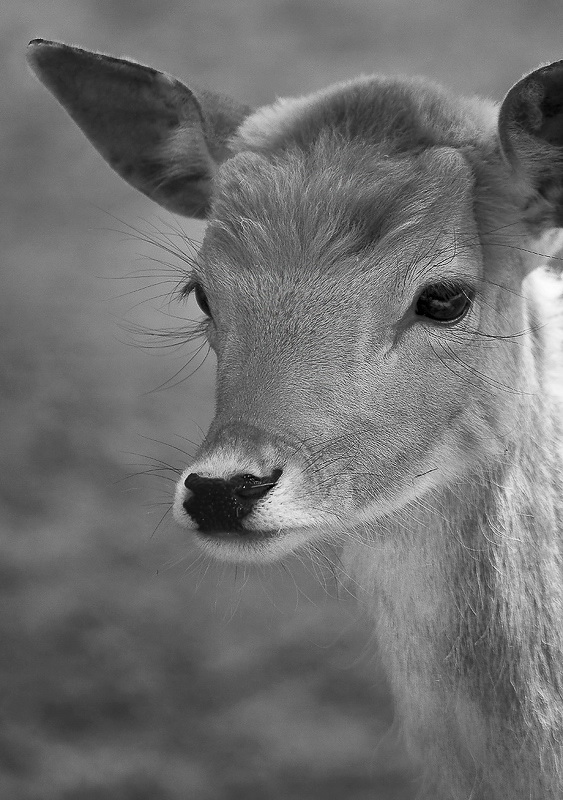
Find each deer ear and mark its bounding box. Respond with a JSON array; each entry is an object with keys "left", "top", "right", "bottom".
[
  {"left": 499, "top": 61, "right": 563, "bottom": 224},
  {"left": 27, "top": 39, "right": 251, "bottom": 218}
]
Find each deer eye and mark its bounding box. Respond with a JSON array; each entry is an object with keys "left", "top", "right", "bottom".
[
  {"left": 184, "top": 281, "right": 212, "bottom": 318},
  {"left": 415, "top": 282, "right": 473, "bottom": 324},
  {"left": 194, "top": 284, "right": 212, "bottom": 317}
]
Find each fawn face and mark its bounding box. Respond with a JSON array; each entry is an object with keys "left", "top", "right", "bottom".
[
  {"left": 28, "top": 41, "right": 563, "bottom": 562},
  {"left": 171, "top": 143, "right": 500, "bottom": 562}
]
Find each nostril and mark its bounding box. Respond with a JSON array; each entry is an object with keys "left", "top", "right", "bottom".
[
  {"left": 234, "top": 483, "right": 273, "bottom": 500},
  {"left": 184, "top": 473, "right": 207, "bottom": 490},
  {"left": 233, "top": 468, "right": 283, "bottom": 500}
]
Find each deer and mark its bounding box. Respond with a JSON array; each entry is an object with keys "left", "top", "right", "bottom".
[{"left": 27, "top": 39, "right": 563, "bottom": 798}]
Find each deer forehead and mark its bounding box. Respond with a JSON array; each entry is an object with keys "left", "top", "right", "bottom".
[{"left": 200, "top": 140, "right": 480, "bottom": 308}]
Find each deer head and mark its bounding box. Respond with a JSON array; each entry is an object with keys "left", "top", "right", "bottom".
[{"left": 27, "top": 41, "right": 563, "bottom": 564}]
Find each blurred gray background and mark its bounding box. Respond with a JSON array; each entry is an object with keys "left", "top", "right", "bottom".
[{"left": 4, "top": 2, "right": 563, "bottom": 798}]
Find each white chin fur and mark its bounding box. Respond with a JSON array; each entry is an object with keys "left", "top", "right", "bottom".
[{"left": 192, "top": 524, "right": 337, "bottom": 564}]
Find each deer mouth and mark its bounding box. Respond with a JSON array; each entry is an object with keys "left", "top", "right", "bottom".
[
  {"left": 193, "top": 524, "right": 284, "bottom": 542},
  {"left": 173, "top": 467, "right": 342, "bottom": 562},
  {"left": 191, "top": 520, "right": 338, "bottom": 564}
]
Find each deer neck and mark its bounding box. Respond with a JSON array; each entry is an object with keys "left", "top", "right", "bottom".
[{"left": 343, "top": 363, "right": 563, "bottom": 795}]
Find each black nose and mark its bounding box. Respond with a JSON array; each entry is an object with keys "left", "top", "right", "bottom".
[{"left": 183, "top": 468, "right": 282, "bottom": 533}]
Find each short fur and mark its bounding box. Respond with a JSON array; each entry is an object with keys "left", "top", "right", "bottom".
[{"left": 28, "top": 41, "right": 563, "bottom": 798}]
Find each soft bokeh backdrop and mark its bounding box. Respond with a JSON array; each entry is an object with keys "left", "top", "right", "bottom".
[{"left": 5, "top": 2, "right": 563, "bottom": 798}]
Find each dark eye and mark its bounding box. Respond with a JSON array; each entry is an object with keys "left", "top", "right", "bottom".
[
  {"left": 415, "top": 282, "right": 473, "bottom": 324},
  {"left": 186, "top": 282, "right": 212, "bottom": 318}
]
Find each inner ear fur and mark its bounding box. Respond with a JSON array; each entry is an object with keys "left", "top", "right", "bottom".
[
  {"left": 499, "top": 60, "right": 563, "bottom": 224},
  {"left": 27, "top": 39, "right": 251, "bottom": 218}
]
